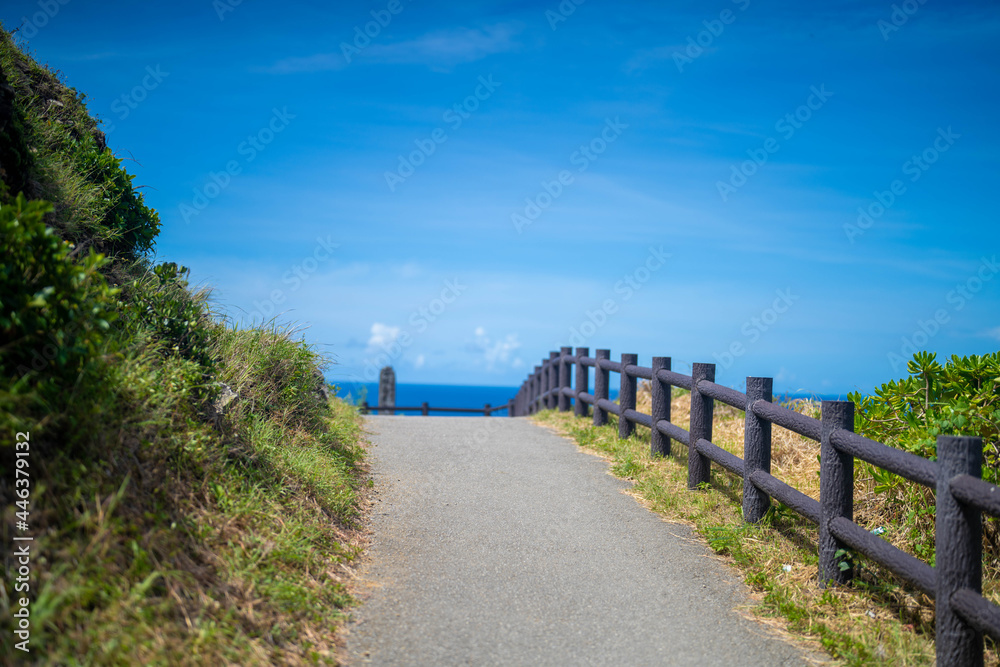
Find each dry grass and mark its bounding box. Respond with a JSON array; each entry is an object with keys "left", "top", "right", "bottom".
[{"left": 636, "top": 384, "right": 823, "bottom": 501}]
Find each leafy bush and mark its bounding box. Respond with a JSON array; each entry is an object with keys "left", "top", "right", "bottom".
[
  {"left": 73, "top": 131, "right": 160, "bottom": 256},
  {"left": 849, "top": 351, "right": 1000, "bottom": 569},
  {"left": 116, "top": 262, "right": 217, "bottom": 371},
  {"left": 0, "top": 193, "right": 117, "bottom": 384},
  {"left": 849, "top": 351, "right": 1000, "bottom": 483}
]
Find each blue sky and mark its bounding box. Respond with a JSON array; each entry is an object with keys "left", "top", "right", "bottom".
[{"left": 4, "top": 0, "right": 999, "bottom": 395}]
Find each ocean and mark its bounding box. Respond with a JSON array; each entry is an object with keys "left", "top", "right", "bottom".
[
  {"left": 333, "top": 382, "right": 624, "bottom": 417},
  {"left": 334, "top": 382, "right": 522, "bottom": 416},
  {"left": 332, "top": 382, "right": 848, "bottom": 417}
]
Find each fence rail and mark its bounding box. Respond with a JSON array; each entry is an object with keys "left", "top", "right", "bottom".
[
  {"left": 508, "top": 346, "right": 998, "bottom": 666},
  {"left": 361, "top": 400, "right": 514, "bottom": 416}
]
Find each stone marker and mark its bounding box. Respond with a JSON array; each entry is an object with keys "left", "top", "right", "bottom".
[{"left": 379, "top": 366, "right": 396, "bottom": 415}]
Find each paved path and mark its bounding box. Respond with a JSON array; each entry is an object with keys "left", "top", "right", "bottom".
[{"left": 345, "top": 416, "right": 820, "bottom": 666}]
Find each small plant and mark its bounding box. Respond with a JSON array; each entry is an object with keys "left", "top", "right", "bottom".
[
  {"left": 834, "top": 548, "right": 855, "bottom": 573},
  {"left": 706, "top": 524, "right": 750, "bottom": 555},
  {"left": 761, "top": 501, "right": 794, "bottom": 527}
]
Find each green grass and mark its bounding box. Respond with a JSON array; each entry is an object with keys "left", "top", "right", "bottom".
[{"left": 2, "top": 319, "right": 368, "bottom": 664}]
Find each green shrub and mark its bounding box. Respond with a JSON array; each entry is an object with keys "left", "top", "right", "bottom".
[
  {"left": 116, "top": 262, "right": 217, "bottom": 371},
  {"left": 849, "top": 351, "right": 1000, "bottom": 483},
  {"left": 73, "top": 131, "right": 160, "bottom": 256},
  {"left": 0, "top": 193, "right": 117, "bottom": 384},
  {"left": 849, "top": 351, "right": 1000, "bottom": 569}
]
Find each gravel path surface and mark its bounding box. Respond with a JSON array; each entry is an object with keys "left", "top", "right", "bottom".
[{"left": 345, "top": 416, "right": 821, "bottom": 666}]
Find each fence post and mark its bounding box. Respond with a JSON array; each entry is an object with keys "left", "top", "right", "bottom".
[
  {"left": 531, "top": 366, "right": 541, "bottom": 414},
  {"left": 484, "top": 403, "right": 491, "bottom": 416},
  {"left": 575, "top": 347, "right": 590, "bottom": 418},
  {"left": 361, "top": 400, "right": 369, "bottom": 415},
  {"left": 937, "top": 434, "right": 984, "bottom": 666},
  {"left": 742, "top": 376, "right": 773, "bottom": 524},
  {"left": 650, "top": 357, "right": 671, "bottom": 457},
  {"left": 541, "top": 358, "right": 551, "bottom": 411},
  {"left": 541, "top": 354, "right": 549, "bottom": 409},
  {"left": 534, "top": 366, "right": 540, "bottom": 412},
  {"left": 539, "top": 354, "right": 548, "bottom": 409},
  {"left": 421, "top": 402, "right": 429, "bottom": 416},
  {"left": 688, "top": 363, "right": 716, "bottom": 489},
  {"left": 378, "top": 366, "right": 396, "bottom": 416},
  {"left": 619, "top": 353, "right": 638, "bottom": 439},
  {"left": 559, "top": 346, "right": 572, "bottom": 412},
  {"left": 547, "top": 351, "right": 559, "bottom": 409},
  {"left": 593, "top": 349, "right": 610, "bottom": 427},
  {"left": 819, "top": 400, "right": 854, "bottom": 587},
  {"left": 507, "top": 398, "right": 515, "bottom": 417}
]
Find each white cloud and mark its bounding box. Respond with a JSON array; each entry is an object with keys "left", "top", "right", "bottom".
[
  {"left": 368, "top": 322, "right": 400, "bottom": 351},
  {"left": 375, "top": 24, "right": 520, "bottom": 65},
  {"left": 414, "top": 353, "right": 426, "bottom": 368},
  {"left": 267, "top": 52, "right": 348, "bottom": 74},
  {"left": 775, "top": 366, "right": 797, "bottom": 383},
  {"left": 396, "top": 262, "right": 422, "bottom": 279},
  {"left": 988, "top": 326, "right": 1000, "bottom": 341},
  {"left": 268, "top": 23, "right": 521, "bottom": 73},
  {"left": 474, "top": 328, "right": 521, "bottom": 370}
]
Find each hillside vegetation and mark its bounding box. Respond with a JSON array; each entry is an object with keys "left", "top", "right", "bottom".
[{"left": 1, "top": 26, "right": 365, "bottom": 665}]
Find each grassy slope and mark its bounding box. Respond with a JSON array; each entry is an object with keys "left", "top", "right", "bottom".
[{"left": 1, "top": 28, "right": 366, "bottom": 665}]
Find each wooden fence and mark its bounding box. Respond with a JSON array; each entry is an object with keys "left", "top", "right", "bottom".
[
  {"left": 510, "top": 345, "right": 1000, "bottom": 667},
  {"left": 360, "top": 400, "right": 514, "bottom": 416}
]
